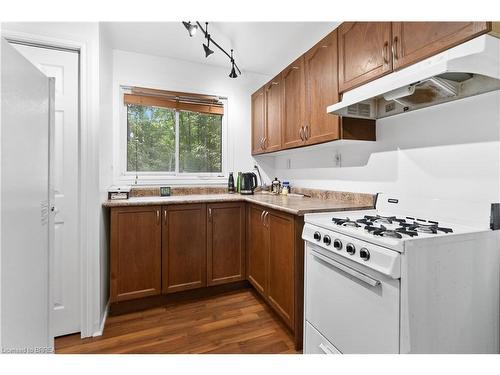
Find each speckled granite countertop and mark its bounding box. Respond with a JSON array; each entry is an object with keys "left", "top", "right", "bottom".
[{"left": 103, "top": 192, "right": 374, "bottom": 216}]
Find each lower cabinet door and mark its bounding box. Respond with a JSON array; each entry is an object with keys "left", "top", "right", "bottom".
[
  {"left": 246, "top": 205, "right": 268, "bottom": 296},
  {"left": 110, "top": 206, "right": 162, "bottom": 302},
  {"left": 162, "top": 204, "right": 207, "bottom": 293},
  {"left": 207, "top": 202, "right": 245, "bottom": 286},
  {"left": 267, "top": 210, "right": 295, "bottom": 329}
]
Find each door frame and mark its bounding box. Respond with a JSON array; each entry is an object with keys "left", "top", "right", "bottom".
[{"left": 2, "top": 29, "right": 97, "bottom": 338}]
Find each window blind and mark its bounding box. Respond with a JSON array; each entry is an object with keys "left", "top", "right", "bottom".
[{"left": 123, "top": 87, "right": 224, "bottom": 115}]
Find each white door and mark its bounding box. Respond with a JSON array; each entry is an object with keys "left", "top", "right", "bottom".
[
  {"left": 12, "top": 43, "right": 81, "bottom": 337},
  {"left": 0, "top": 38, "right": 52, "bottom": 351}
]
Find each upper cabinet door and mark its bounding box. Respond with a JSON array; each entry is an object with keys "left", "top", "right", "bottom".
[
  {"left": 281, "top": 56, "right": 306, "bottom": 149},
  {"left": 251, "top": 87, "right": 265, "bottom": 155},
  {"left": 264, "top": 74, "right": 282, "bottom": 152},
  {"left": 338, "top": 22, "right": 392, "bottom": 92},
  {"left": 304, "top": 30, "right": 340, "bottom": 145},
  {"left": 392, "top": 22, "right": 491, "bottom": 70}
]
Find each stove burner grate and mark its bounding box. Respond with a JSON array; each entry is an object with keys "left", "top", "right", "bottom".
[
  {"left": 358, "top": 215, "right": 406, "bottom": 225},
  {"left": 332, "top": 217, "right": 361, "bottom": 228},
  {"left": 399, "top": 221, "right": 453, "bottom": 234}
]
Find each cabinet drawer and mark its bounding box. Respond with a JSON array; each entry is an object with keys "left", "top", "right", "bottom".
[{"left": 305, "top": 321, "right": 341, "bottom": 354}]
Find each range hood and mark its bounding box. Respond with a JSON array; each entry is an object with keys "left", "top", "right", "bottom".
[{"left": 328, "top": 35, "right": 500, "bottom": 120}]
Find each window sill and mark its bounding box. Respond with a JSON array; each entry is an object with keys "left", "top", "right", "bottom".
[{"left": 116, "top": 174, "right": 227, "bottom": 186}]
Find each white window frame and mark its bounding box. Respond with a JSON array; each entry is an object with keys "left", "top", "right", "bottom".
[{"left": 117, "top": 87, "right": 228, "bottom": 185}]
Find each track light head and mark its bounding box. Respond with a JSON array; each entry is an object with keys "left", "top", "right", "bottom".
[
  {"left": 182, "top": 21, "right": 198, "bottom": 37},
  {"left": 229, "top": 65, "right": 238, "bottom": 78},
  {"left": 203, "top": 36, "right": 214, "bottom": 57}
]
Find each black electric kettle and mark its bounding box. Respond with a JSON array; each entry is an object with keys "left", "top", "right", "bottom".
[{"left": 240, "top": 172, "right": 258, "bottom": 195}]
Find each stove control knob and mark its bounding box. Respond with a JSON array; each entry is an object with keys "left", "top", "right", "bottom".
[
  {"left": 313, "top": 231, "right": 322, "bottom": 242},
  {"left": 333, "top": 239, "right": 342, "bottom": 250},
  {"left": 346, "top": 243, "right": 356, "bottom": 255},
  {"left": 359, "top": 248, "right": 370, "bottom": 261},
  {"left": 323, "top": 235, "right": 331, "bottom": 246}
]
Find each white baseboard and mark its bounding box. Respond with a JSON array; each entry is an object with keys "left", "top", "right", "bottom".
[{"left": 92, "top": 301, "right": 109, "bottom": 337}]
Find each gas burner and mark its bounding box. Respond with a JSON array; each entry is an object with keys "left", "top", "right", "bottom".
[
  {"left": 400, "top": 221, "right": 453, "bottom": 234},
  {"left": 332, "top": 217, "right": 361, "bottom": 228},
  {"left": 364, "top": 224, "right": 418, "bottom": 238},
  {"left": 371, "top": 225, "right": 403, "bottom": 239},
  {"left": 358, "top": 215, "right": 406, "bottom": 225}
]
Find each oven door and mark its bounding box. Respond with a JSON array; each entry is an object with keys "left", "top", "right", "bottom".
[{"left": 305, "top": 243, "right": 400, "bottom": 354}]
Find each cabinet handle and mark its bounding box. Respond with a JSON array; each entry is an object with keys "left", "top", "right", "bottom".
[
  {"left": 260, "top": 210, "right": 266, "bottom": 223},
  {"left": 292, "top": 66, "right": 299, "bottom": 70},
  {"left": 271, "top": 81, "right": 279, "bottom": 86},
  {"left": 262, "top": 136, "right": 267, "bottom": 149},
  {"left": 305, "top": 125, "right": 310, "bottom": 140},
  {"left": 163, "top": 209, "right": 167, "bottom": 224},
  {"left": 299, "top": 126, "right": 304, "bottom": 141},
  {"left": 382, "top": 41, "right": 389, "bottom": 64},
  {"left": 264, "top": 211, "right": 270, "bottom": 228},
  {"left": 208, "top": 208, "right": 212, "bottom": 221},
  {"left": 392, "top": 36, "right": 398, "bottom": 61},
  {"left": 318, "top": 343, "right": 335, "bottom": 354},
  {"left": 156, "top": 210, "right": 160, "bottom": 225}
]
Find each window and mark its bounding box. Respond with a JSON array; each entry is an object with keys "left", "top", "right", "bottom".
[{"left": 123, "top": 87, "right": 225, "bottom": 178}]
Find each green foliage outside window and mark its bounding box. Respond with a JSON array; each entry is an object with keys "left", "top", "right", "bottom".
[{"left": 127, "top": 104, "right": 223, "bottom": 173}]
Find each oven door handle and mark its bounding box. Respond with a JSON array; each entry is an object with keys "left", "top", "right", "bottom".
[{"left": 311, "top": 251, "right": 381, "bottom": 287}]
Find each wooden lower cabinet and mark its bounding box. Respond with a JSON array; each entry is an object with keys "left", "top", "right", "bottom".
[
  {"left": 207, "top": 202, "right": 246, "bottom": 286},
  {"left": 162, "top": 204, "right": 207, "bottom": 293},
  {"left": 110, "top": 201, "right": 304, "bottom": 349},
  {"left": 267, "top": 210, "right": 295, "bottom": 328},
  {"left": 246, "top": 204, "right": 304, "bottom": 348},
  {"left": 110, "top": 206, "right": 162, "bottom": 303},
  {"left": 247, "top": 205, "right": 268, "bottom": 295}
]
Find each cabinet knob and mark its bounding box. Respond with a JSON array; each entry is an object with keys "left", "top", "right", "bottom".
[{"left": 392, "top": 36, "right": 399, "bottom": 61}]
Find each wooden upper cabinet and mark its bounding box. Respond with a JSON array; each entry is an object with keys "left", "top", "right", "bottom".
[
  {"left": 392, "top": 22, "right": 491, "bottom": 70},
  {"left": 338, "top": 22, "right": 392, "bottom": 92},
  {"left": 246, "top": 205, "right": 268, "bottom": 296},
  {"left": 162, "top": 204, "right": 207, "bottom": 294},
  {"left": 251, "top": 88, "right": 265, "bottom": 155},
  {"left": 281, "top": 56, "right": 306, "bottom": 149},
  {"left": 304, "top": 30, "right": 340, "bottom": 145},
  {"left": 264, "top": 74, "right": 282, "bottom": 152},
  {"left": 267, "top": 210, "right": 295, "bottom": 330},
  {"left": 110, "top": 206, "right": 162, "bottom": 303},
  {"left": 207, "top": 202, "right": 245, "bottom": 286}
]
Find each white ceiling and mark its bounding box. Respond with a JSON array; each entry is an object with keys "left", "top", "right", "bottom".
[{"left": 100, "top": 22, "right": 340, "bottom": 76}]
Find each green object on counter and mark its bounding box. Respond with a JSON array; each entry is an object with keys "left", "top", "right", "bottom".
[{"left": 236, "top": 172, "right": 242, "bottom": 193}]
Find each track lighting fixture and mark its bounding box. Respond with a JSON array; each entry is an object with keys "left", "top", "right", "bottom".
[
  {"left": 182, "top": 21, "right": 241, "bottom": 78},
  {"left": 182, "top": 21, "right": 198, "bottom": 37},
  {"left": 202, "top": 22, "right": 215, "bottom": 57},
  {"left": 229, "top": 49, "right": 238, "bottom": 78}
]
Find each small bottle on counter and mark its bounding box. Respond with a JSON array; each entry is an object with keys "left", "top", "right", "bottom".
[
  {"left": 272, "top": 177, "right": 281, "bottom": 194},
  {"left": 228, "top": 172, "right": 235, "bottom": 193},
  {"left": 282, "top": 181, "right": 290, "bottom": 195}
]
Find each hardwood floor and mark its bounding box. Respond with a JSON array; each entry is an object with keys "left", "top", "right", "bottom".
[{"left": 55, "top": 289, "right": 300, "bottom": 354}]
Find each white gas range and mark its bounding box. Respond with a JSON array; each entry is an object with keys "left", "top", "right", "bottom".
[{"left": 302, "top": 193, "right": 500, "bottom": 354}]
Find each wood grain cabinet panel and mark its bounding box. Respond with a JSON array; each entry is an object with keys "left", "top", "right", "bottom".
[
  {"left": 264, "top": 74, "right": 282, "bottom": 152},
  {"left": 162, "top": 204, "right": 207, "bottom": 294},
  {"left": 246, "top": 205, "right": 268, "bottom": 296},
  {"left": 267, "top": 211, "right": 295, "bottom": 329},
  {"left": 207, "top": 202, "right": 245, "bottom": 286},
  {"left": 110, "top": 206, "right": 162, "bottom": 303},
  {"left": 338, "top": 22, "right": 393, "bottom": 92},
  {"left": 304, "top": 29, "right": 340, "bottom": 145},
  {"left": 392, "top": 22, "right": 491, "bottom": 70},
  {"left": 281, "top": 56, "right": 306, "bottom": 149},
  {"left": 251, "top": 88, "right": 265, "bottom": 155}
]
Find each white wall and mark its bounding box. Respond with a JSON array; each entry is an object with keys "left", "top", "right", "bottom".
[
  {"left": 111, "top": 49, "right": 270, "bottom": 186},
  {"left": 1, "top": 22, "right": 104, "bottom": 337},
  {"left": 265, "top": 90, "right": 500, "bottom": 206}
]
